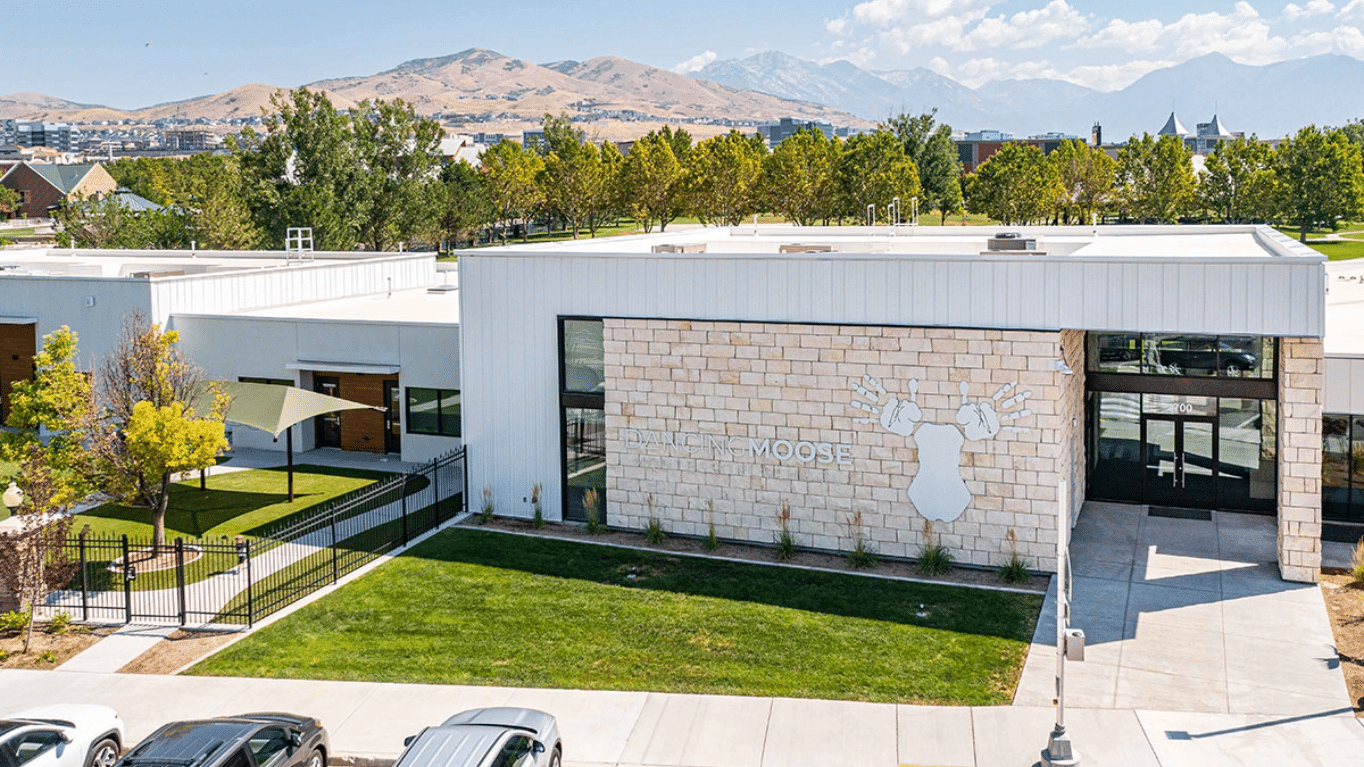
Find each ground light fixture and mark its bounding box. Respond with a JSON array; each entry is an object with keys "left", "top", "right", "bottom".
[{"left": 1043, "top": 358, "right": 1083, "bottom": 767}]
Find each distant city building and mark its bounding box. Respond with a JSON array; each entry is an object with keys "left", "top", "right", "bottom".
[
  {"left": 1155, "top": 112, "right": 1243, "bottom": 154},
  {"left": 1, "top": 120, "right": 83, "bottom": 152},
  {"left": 954, "top": 130, "right": 1082, "bottom": 173},
  {"left": 162, "top": 128, "right": 223, "bottom": 153},
  {"left": 758, "top": 117, "right": 835, "bottom": 145},
  {"left": 0, "top": 161, "right": 118, "bottom": 218}
]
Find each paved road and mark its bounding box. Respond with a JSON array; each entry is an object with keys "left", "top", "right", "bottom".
[{"left": 2, "top": 669, "right": 1361, "bottom": 767}]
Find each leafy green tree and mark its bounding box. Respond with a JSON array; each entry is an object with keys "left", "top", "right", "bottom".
[
  {"left": 590, "top": 140, "right": 626, "bottom": 237},
  {"left": 761, "top": 129, "right": 838, "bottom": 226},
  {"left": 1050, "top": 139, "right": 1116, "bottom": 224},
  {"left": 0, "top": 185, "right": 22, "bottom": 218},
  {"left": 686, "top": 130, "right": 766, "bottom": 226},
  {"left": 620, "top": 131, "right": 684, "bottom": 233},
  {"left": 1198, "top": 136, "right": 1279, "bottom": 224},
  {"left": 885, "top": 110, "right": 963, "bottom": 223},
  {"left": 480, "top": 139, "right": 545, "bottom": 243},
  {"left": 232, "top": 88, "right": 366, "bottom": 250},
  {"left": 537, "top": 114, "right": 606, "bottom": 239},
  {"left": 836, "top": 129, "right": 922, "bottom": 223},
  {"left": 964, "top": 142, "right": 1061, "bottom": 224},
  {"left": 436, "top": 160, "right": 493, "bottom": 249},
  {"left": 0, "top": 443, "right": 76, "bottom": 654},
  {"left": 1276, "top": 125, "right": 1364, "bottom": 241},
  {"left": 2, "top": 327, "right": 95, "bottom": 503},
  {"left": 106, "top": 155, "right": 259, "bottom": 248},
  {"left": 90, "top": 314, "right": 228, "bottom": 552},
  {"left": 350, "top": 99, "right": 444, "bottom": 251},
  {"left": 1116, "top": 133, "right": 1196, "bottom": 224},
  {"left": 54, "top": 194, "right": 190, "bottom": 249}
]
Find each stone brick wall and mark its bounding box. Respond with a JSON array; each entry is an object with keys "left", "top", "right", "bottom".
[
  {"left": 1278, "top": 337, "right": 1324, "bottom": 583},
  {"left": 603, "top": 319, "right": 1085, "bottom": 571}
]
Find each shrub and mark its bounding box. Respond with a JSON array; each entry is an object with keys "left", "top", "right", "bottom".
[
  {"left": 583, "top": 488, "right": 602, "bottom": 534},
  {"left": 0, "top": 648, "right": 8, "bottom": 663},
  {"left": 480, "top": 486, "right": 494, "bottom": 524},
  {"left": 0, "top": 611, "right": 27, "bottom": 635},
  {"left": 775, "top": 499, "right": 795, "bottom": 560},
  {"left": 997, "top": 529, "right": 1029, "bottom": 583},
  {"left": 846, "top": 511, "right": 877, "bottom": 569},
  {"left": 47, "top": 611, "right": 71, "bottom": 635},
  {"left": 917, "top": 520, "right": 954, "bottom": 576},
  {"left": 37, "top": 650, "right": 56, "bottom": 664},
  {"left": 531, "top": 483, "right": 544, "bottom": 529},
  {"left": 644, "top": 495, "right": 666, "bottom": 544}
]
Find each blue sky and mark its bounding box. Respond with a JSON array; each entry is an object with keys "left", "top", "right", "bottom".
[{"left": 10, "top": 0, "right": 1364, "bottom": 108}]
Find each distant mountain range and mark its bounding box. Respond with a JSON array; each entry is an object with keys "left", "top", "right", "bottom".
[
  {"left": 693, "top": 51, "right": 1364, "bottom": 140},
  {"left": 3, "top": 49, "right": 1361, "bottom": 142}
]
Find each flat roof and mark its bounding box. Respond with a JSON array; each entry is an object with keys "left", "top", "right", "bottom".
[
  {"left": 0, "top": 248, "right": 434, "bottom": 279},
  {"left": 476, "top": 224, "right": 1321, "bottom": 263},
  {"left": 182, "top": 284, "right": 460, "bottom": 326},
  {"left": 1325, "top": 259, "right": 1364, "bottom": 356}
]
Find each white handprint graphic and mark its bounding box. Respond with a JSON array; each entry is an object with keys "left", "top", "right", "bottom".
[{"left": 852, "top": 375, "right": 1032, "bottom": 522}]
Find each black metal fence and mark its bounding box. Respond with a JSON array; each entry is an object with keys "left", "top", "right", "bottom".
[{"left": 37, "top": 448, "right": 466, "bottom": 627}]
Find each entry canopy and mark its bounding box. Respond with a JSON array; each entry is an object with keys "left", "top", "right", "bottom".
[{"left": 204, "top": 381, "right": 381, "bottom": 437}]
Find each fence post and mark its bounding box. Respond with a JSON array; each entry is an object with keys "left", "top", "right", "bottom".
[
  {"left": 175, "top": 538, "right": 187, "bottom": 626},
  {"left": 330, "top": 503, "right": 339, "bottom": 585},
  {"left": 432, "top": 457, "right": 441, "bottom": 522},
  {"left": 121, "top": 534, "right": 132, "bottom": 624},
  {"left": 462, "top": 446, "right": 469, "bottom": 517},
  {"left": 245, "top": 540, "right": 254, "bottom": 627},
  {"left": 400, "top": 473, "right": 410, "bottom": 547},
  {"left": 78, "top": 530, "right": 89, "bottom": 622}
]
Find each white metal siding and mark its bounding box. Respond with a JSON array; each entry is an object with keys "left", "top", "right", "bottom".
[{"left": 1326, "top": 357, "right": 1364, "bottom": 414}]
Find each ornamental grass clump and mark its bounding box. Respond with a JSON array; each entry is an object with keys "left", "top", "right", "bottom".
[
  {"left": 1351, "top": 537, "right": 1364, "bottom": 583},
  {"left": 531, "top": 483, "right": 544, "bottom": 529},
  {"left": 916, "top": 519, "right": 954, "bottom": 576},
  {"left": 704, "top": 499, "right": 720, "bottom": 551},
  {"left": 997, "top": 528, "right": 1030, "bottom": 584},
  {"left": 644, "top": 494, "right": 666, "bottom": 544},
  {"left": 846, "top": 511, "right": 877, "bottom": 569},
  {"left": 583, "top": 488, "right": 602, "bottom": 534},
  {"left": 480, "top": 485, "right": 494, "bottom": 524},
  {"left": 775, "top": 499, "right": 795, "bottom": 560}
]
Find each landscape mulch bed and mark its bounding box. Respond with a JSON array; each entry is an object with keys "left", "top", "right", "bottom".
[
  {"left": 465, "top": 517, "right": 1051, "bottom": 593},
  {"left": 1320, "top": 568, "right": 1364, "bottom": 717},
  {"left": 0, "top": 623, "right": 117, "bottom": 669},
  {"left": 118, "top": 629, "right": 240, "bottom": 675}
]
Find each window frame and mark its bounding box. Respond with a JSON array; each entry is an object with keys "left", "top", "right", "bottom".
[{"left": 405, "top": 386, "right": 461, "bottom": 438}]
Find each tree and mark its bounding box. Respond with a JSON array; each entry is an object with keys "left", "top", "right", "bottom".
[
  {"left": 480, "top": 139, "right": 545, "bottom": 243},
  {"left": 1198, "top": 136, "right": 1279, "bottom": 224},
  {"left": 965, "top": 142, "right": 1061, "bottom": 224},
  {"left": 686, "top": 130, "right": 766, "bottom": 226},
  {"left": 0, "top": 185, "right": 21, "bottom": 218},
  {"left": 761, "top": 128, "right": 838, "bottom": 226},
  {"left": 435, "top": 160, "right": 493, "bottom": 249},
  {"left": 537, "top": 114, "right": 606, "bottom": 238},
  {"left": 590, "top": 140, "right": 626, "bottom": 237},
  {"left": 54, "top": 194, "right": 191, "bottom": 249},
  {"left": 90, "top": 313, "right": 229, "bottom": 552},
  {"left": 1050, "top": 139, "right": 1116, "bottom": 224},
  {"left": 885, "top": 110, "right": 963, "bottom": 223},
  {"left": 619, "top": 131, "right": 684, "bottom": 233},
  {"left": 107, "top": 155, "right": 259, "bottom": 249},
  {"left": 0, "top": 444, "right": 76, "bottom": 654},
  {"left": 350, "top": 98, "right": 444, "bottom": 251},
  {"left": 2, "top": 327, "right": 95, "bottom": 503},
  {"left": 836, "top": 129, "right": 922, "bottom": 223},
  {"left": 1276, "top": 125, "right": 1364, "bottom": 241},
  {"left": 1116, "top": 133, "right": 1196, "bottom": 224}
]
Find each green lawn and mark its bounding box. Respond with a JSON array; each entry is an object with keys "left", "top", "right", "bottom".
[
  {"left": 189, "top": 528, "right": 1043, "bottom": 705},
  {"left": 1274, "top": 224, "right": 1364, "bottom": 260},
  {"left": 73, "top": 464, "right": 398, "bottom": 541}
]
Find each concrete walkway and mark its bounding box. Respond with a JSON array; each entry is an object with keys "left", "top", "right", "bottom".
[
  {"left": 1015, "top": 502, "right": 1351, "bottom": 716},
  {"left": 1, "top": 669, "right": 1360, "bottom": 767}
]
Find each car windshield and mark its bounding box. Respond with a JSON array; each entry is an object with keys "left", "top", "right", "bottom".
[{"left": 0, "top": 723, "right": 21, "bottom": 737}]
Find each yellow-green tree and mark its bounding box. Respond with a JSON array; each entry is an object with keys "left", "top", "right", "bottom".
[
  {"left": 1117, "top": 133, "right": 1196, "bottom": 224},
  {"left": 965, "top": 142, "right": 1062, "bottom": 225},
  {"left": 92, "top": 313, "right": 229, "bottom": 551},
  {"left": 2, "top": 326, "right": 95, "bottom": 504},
  {"left": 687, "top": 130, "right": 767, "bottom": 226}
]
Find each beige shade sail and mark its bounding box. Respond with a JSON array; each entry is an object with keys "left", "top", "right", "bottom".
[{"left": 197, "top": 381, "right": 383, "bottom": 436}]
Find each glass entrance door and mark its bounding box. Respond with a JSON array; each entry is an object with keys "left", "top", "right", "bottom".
[
  {"left": 384, "top": 380, "right": 401, "bottom": 455},
  {"left": 1143, "top": 415, "right": 1218, "bottom": 508},
  {"left": 313, "top": 375, "right": 342, "bottom": 448}
]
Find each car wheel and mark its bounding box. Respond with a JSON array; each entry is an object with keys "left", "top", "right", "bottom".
[
  {"left": 547, "top": 748, "right": 560, "bottom": 767},
  {"left": 86, "top": 738, "right": 120, "bottom": 767},
  {"left": 306, "top": 748, "right": 324, "bottom": 767}
]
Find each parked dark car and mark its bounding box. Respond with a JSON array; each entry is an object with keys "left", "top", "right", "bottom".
[
  {"left": 397, "top": 709, "right": 561, "bottom": 767},
  {"left": 1153, "top": 337, "right": 1257, "bottom": 374},
  {"left": 116, "top": 714, "right": 327, "bottom": 767}
]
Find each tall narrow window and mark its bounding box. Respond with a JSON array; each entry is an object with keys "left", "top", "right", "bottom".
[{"left": 561, "top": 318, "right": 605, "bottom": 524}]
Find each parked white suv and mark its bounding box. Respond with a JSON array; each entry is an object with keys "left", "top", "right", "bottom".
[{"left": 0, "top": 705, "right": 124, "bottom": 767}]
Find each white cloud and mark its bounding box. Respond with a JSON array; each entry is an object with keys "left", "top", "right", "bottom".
[
  {"left": 1284, "top": 0, "right": 1336, "bottom": 20},
  {"left": 850, "top": 0, "right": 991, "bottom": 27},
  {"left": 926, "top": 56, "right": 952, "bottom": 75},
  {"left": 1289, "top": 25, "right": 1364, "bottom": 55},
  {"left": 934, "top": 55, "right": 1174, "bottom": 91},
  {"left": 1072, "top": 3, "right": 1288, "bottom": 62},
  {"left": 1340, "top": 0, "right": 1364, "bottom": 19},
  {"left": 672, "top": 51, "right": 717, "bottom": 74},
  {"left": 962, "top": 0, "right": 1091, "bottom": 51}
]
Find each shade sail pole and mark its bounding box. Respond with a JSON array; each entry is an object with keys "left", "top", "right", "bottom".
[{"left": 287, "top": 425, "right": 295, "bottom": 502}]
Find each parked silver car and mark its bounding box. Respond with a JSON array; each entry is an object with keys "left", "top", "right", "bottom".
[
  {"left": 397, "top": 709, "right": 561, "bottom": 767},
  {"left": 0, "top": 704, "right": 124, "bottom": 767}
]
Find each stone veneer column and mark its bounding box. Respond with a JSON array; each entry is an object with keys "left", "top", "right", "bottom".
[{"left": 1278, "top": 337, "right": 1324, "bottom": 583}]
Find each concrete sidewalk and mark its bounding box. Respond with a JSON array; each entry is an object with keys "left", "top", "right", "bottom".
[{"left": 2, "top": 669, "right": 1361, "bottom": 767}]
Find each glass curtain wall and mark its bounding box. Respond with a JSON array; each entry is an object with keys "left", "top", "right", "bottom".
[
  {"left": 1324, "top": 414, "right": 1364, "bottom": 523},
  {"left": 560, "top": 318, "right": 606, "bottom": 524}
]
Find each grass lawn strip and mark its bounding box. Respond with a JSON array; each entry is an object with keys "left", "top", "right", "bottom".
[{"left": 190, "top": 528, "right": 1042, "bottom": 705}]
